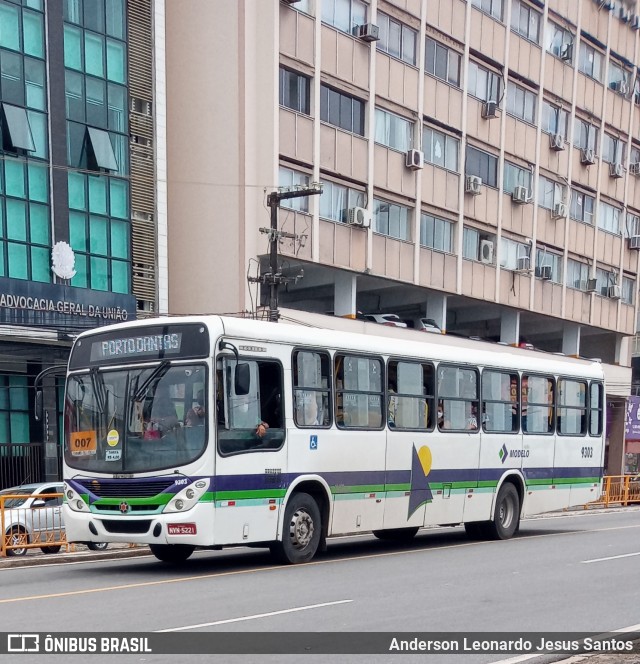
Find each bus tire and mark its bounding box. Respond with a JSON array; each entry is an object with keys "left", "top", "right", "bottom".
[
  {"left": 271, "top": 492, "right": 321, "bottom": 564},
  {"left": 41, "top": 545, "right": 62, "bottom": 554},
  {"left": 6, "top": 527, "right": 28, "bottom": 556},
  {"left": 87, "top": 542, "right": 109, "bottom": 551},
  {"left": 372, "top": 527, "right": 419, "bottom": 541},
  {"left": 488, "top": 483, "right": 520, "bottom": 540},
  {"left": 149, "top": 544, "right": 195, "bottom": 563}
]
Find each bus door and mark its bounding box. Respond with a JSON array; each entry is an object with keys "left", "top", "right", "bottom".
[
  {"left": 554, "top": 379, "right": 603, "bottom": 508},
  {"left": 521, "top": 374, "right": 563, "bottom": 514},
  {"left": 383, "top": 360, "right": 435, "bottom": 530},
  {"left": 213, "top": 353, "right": 287, "bottom": 546}
]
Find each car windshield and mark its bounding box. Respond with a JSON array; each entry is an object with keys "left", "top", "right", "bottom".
[
  {"left": 0, "top": 488, "right": 32, "bottom": 508},
  {"left": 64, "top": 363, "right": 208, "bottom": 473}
]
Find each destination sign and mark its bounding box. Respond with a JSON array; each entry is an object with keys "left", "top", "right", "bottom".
[{"left": 91, "top": 333, "right": 182, "bottom": 361}]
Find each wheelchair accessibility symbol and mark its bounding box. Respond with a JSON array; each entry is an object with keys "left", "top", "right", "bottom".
[{"left": 310, "top": 435, "right": 318, "bottom": 450}]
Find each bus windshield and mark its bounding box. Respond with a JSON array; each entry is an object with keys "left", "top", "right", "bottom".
[{"left": 64, "top": 363, "right": 208, "bottom": 473}]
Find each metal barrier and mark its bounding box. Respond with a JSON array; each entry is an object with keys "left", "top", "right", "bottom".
[
  {"left": 590, "top": 475, "right": 640, "bottom": 508},
  {"left": 0, "top": 492, "right": 68, "bottom": 558}
]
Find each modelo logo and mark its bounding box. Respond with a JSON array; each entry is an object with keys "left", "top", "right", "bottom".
[{"left": 510, "top": 449, "right": 530, "bottom": 458}]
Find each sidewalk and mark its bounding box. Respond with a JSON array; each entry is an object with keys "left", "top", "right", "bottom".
[{"left": 0, "top": 542, "right": 150, "bottom": 569}]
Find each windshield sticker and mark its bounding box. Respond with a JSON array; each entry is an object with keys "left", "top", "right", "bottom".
[
  {"left": 107, "top": 429, "right": 120, "bottom": 447},
  {"left": 105, "top": 449, "right": 121, "bottom": 461},
  {"left": 70, "top": 431, "right": 97, "bottom": 456}
]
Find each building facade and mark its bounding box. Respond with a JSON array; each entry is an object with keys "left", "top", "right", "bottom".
[
  {"left": 0, "top": 0, "right": 165, "bottom": 488},
  {"left": 163, "top": 0, "right": 639, "bottom": 472}
]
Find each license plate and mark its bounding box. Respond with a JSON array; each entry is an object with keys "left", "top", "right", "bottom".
[{"left": 167, "top": 523, "right": 197, "bottom": 535}]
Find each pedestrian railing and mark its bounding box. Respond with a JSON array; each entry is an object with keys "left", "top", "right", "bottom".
[
  {"left": 0, "top": 492, "right": 68, "bottom": 557},
  {"left": 589, "top": 475, "right": 640, "bottom": 507}
]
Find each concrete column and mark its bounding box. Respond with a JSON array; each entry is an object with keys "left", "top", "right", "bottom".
[
  {"left": 562, "top": 323, "right": 581, "bottom": 357},
  {"left": 500, "top": 310, "right": 520, "bottom": 345},
  {"left": 425, "top": 294, "right": 447, "bottom": 332},
  {"left": 334, "top": 273, "right": 358, "bottom": 318}
]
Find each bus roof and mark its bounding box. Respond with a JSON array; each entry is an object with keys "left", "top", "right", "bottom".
[{"left": 76, "top": 311, "right": 604, "bottom": 380}]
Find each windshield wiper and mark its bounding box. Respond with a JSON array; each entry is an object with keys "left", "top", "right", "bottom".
[
  {"left": 133, "top": 361, "right": 171, "bottom": 402},
  {"left": 90, "top": 367, "right": 106, "bottom": 413}
]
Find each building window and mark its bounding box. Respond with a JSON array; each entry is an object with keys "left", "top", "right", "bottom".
[
  {"left": 546, "top": 22, "right": 573, "bottom": 61},
  {"left": 573, "top": 117, "right": 599, "bottom": 152},
  {"left": 319, "top": 179, "right": 364, "bottom": 223},
  {"left": 321, "top": 0, "right": 366, "bottom": 35},
  {"left": 608, "top": 58, "right": 630, "bottom": 92},
  {"left": 279, "top": 166, "right": 310, "bottom": 213},
  {"left": 503, "top": 161, "right": 532, "bottom": 194},
  {"left": 510, "top": 0, "right": 540, "bottom": 43},
  {"left": 537, "top": 175, "right": 563, "bottom": 210},
  {"left": 578, "top": 41, "right": 603, "bottom": 81},
  {"left": 541, "top": 101, "right": 568, "bottom": 137},
  {"left": 467, "top": 61, "right": 502, "bottom": 102},
  {"left": 622, "top": 276, "right": 634, "bottom": 305},
  {"left": 570, "top": 189, "right": 595, "bottom": 225},
  {"left": 471, "top": 0, "right": 503, "bottom": 21},
  {"left": 375, "top": 108, "right": 412, "bottom": 152},
  {"left": 506, "top": 81, "right": 536, "bottom": 123},
  {"left": 320, "top": 84, "right": 364, "bottom": 136},
  {"left": 373, "top": 198, "right": 411, "bottom": 241},
  {"left": 279, "top": 67, "right": 310, "bottom": 115},
  {"left": 466, "top": 145, "right": 498, "bottom": 188},
  {"left": 626, "top": 211, "right": 640, "bottom": 238},
  {"left": 422, "top": 126, "right": 459, "bottom": 171},
  {"left": 630, "top": 144, "right": 640, "bottom": 167},
  {"left": 602, "top": 133, "right": 625, "bottom": 165},
  {"left": 567, "top": 258, "right": 590, "bottom": 290},
  {"left": 425, "top": 38, "right": 461, "bottom": 87},
  {"left": 377, "top": 13, "right": 416, "bottom": 66},
  {"left": 420, "top": 213, "right": 453, "bottom": 253},
  {"left": 1, "top": 103, "right": 35, "bottom": 152},
  {"left": 595, "top": 267, "right": 616, "bottom": 296},
  {"left": 535, "top": 248, "right": 562, "bottom": 283},
  {"left": 0, "top": 374, "right": 29, "bottom": 443},
  {"left": 463, "top": 227, "right": 495, "bottom": 263},
  {"left": 598, "top": 201, "right": 621, "bottom": 234},
  {"left": 500, "top": 237, "right": 529, "bottom": 270}
]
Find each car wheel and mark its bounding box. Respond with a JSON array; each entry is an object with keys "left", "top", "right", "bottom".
[
  {"left": 41, "top": 545, "right": 62, "bottom": 554},
  {"left": 87, "top": 542, "right": 109, "bottom": 551},
  {"left": 6, "top": 527, "right": 28, "bottom": 556}
]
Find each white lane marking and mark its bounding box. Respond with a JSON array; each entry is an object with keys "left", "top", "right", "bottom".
[
  {"left": 156, "top": 599, "right": 353, "bottom": 632},
  {"left": 488, "top": 623, "right": 640, "bottom": 664},
  {"left": 581, "top": 551, "right": 640, "bottom": 564}
]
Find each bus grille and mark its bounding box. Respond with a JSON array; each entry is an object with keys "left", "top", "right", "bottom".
[
  {"left": 76, "top": 479, "right": 175, "bottom": 498},
  {"left": 100, "top": 519, "right": 152, "bottom": 534}
]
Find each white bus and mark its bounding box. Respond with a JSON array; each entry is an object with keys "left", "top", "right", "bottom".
[{"left": 60, "top": 314, "right": 605, "bottom": 564}]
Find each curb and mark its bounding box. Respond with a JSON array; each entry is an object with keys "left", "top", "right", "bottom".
[{"left": 0, "top": 545, "right": 151, "bottom": 569}]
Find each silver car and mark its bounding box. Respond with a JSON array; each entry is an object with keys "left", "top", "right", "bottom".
[{"left": 0, "top": 482, "right": 108, "bottom": 556}]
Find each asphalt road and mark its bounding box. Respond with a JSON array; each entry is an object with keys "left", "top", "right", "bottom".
[{"left": 1, "top": 508, "right": 639, "bottom": 664}]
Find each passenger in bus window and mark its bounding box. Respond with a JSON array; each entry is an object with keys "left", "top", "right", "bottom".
[
  {"left": 466, "top": 404, "right": 478, "bottom": 430},
  {"left": 185, "top": 389, "right": 205, "bottom": 427},
  {"left": 144, "top": 393, "right": 179, "bottom": 439}
]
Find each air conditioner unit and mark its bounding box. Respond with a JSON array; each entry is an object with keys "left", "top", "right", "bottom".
[
  {"left": 553, "top": 202, "right": 568, "bottom": 219},
  {"left": 610, "top": 162, "right": 624, "bottom": 178},
  {"left": 550, "top": 133, "right": 565, "bottom": 151},
  {"left": 481, "top": 100, "right": 498, "bottom": 119},
  {"left": 347, "top": 206, "right": 370, "bottom": 228},
  {"left": 632, "top": 14, "right": 640, "bottom": 29},
  {"left": 630, "top": 235, "right": 640, "bottom": 249},
  {"left": 406, "top": 149, "right": 424, "bottom": 170},
  {"left": 630, "top": 162, "right": 640, "bottom": 175},
  {"left": 608, "top": 284, "right": 621, "bottom": 299},
  {"left": 537, "top": 265, "right": 553, "bottom": 280},
  {"left": 465, "top": 175, "right": 483, "bottom": 195},
  {"left": 586, "top": 278, "right": 598, "bottom": 292},
  {"left": 516, "top": 256, "right": 531, "bottom": 271},
  {"left": 581, "top": 148, "right": 596, "bottom": 165},
  {"left": 480, "top": 239, "right": 494, "bottom": 264},
  {"left": 512, "top": 186, "right": 529, "bottom": 204},
  {"left": 354, "top": 23, "right": 380, "bottom": 42},
  {"left": 561, "top": 43, "right": 573, "bottom": 62},
  {"left": 612, "top": 80, "right": 629, "bottom": 95}
]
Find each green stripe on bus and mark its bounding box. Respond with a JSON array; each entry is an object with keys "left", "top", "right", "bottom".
[{"left": 213, "top": 489, "right": 287, "bottom": 501}]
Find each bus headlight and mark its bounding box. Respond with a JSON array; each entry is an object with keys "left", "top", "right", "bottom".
[
  {"left": 163, "top": 479, "right": 209, "bottom": 513},
  {"left": 64, "top": 484, "right": 90, "bottom": 512}
]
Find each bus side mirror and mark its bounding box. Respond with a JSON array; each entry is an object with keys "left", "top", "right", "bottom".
[
  {"left": 235, "top": 363, "right": 251, "bottom": 396},
  {"left": 34, "top": 391, "right": 43, "bottom": 422}
]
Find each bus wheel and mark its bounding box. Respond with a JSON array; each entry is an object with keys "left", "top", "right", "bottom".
[
  {"left": 372, "top": 527, "right": 419, "bottom": 541},
  {"left": 41, "top": 545, "right": 62, "bottom": 554},
  {"left": 149, "top": 544, "right": 195, "bottom": 563},
  {"left": 272, "top": 492, "right": 321, "bottom": 564},
  {"left": 488, "top": 483, "right": 520, "bottom": 540}
]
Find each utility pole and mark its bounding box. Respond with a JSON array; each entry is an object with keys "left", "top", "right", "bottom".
[{"left": 253, "top": 182, "right": 322, "bottom": 322}]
